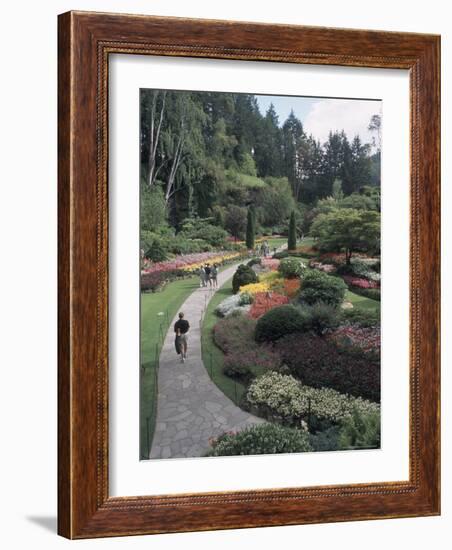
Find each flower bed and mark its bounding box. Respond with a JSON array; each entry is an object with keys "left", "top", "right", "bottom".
[
  {"left": 261, "top": 258, "right": 280, "bottom": 270},
  {"left": 205, "top": 423, "right": 312, "bottom": 456},
  {"left": 246, "top": 372, "right": 380, "bottom": 428},
  {"left": 330, "top": 325, "right": 380, "bottom": 353},
  {"left": 248, "top": 291, "right": 290, "bottom": 319},
  {"left": 309, "top": 260, "right": 337, "bottom": 274},
  {"left": 342, "top": 275, "right": 380, "bottom": 289}
]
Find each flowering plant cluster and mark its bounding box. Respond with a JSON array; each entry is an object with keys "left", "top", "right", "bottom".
[
  {"left": 246, "top": 372, "right": 380, "bottom": 425},
  {"left": 248, "top": 291, "right": 289, "bottom": 319},
  {"left": 239, "top": 281, "right": 271, "bottom": 295},
  {"left": 261, "top": 258, "right": 280, "bottom": 270},
  {"left": 342, "top": 275, "right": 380, "bottom": 289},
  {"left": 330, "top": 325, "right": 380, "bottom": 353},
  {"left": 309, "top": 261, "right": 337, "bottom": 274},
  {"left": 283, "top": 278, "right": 301, "bottom": 298},
  {"left": 318, "top": 252, "right": 347, "bottom": 265},
  {"left": 205, "top": 423, "right": 312, "bottom": 456},
  {"left": 142, "top": 251, "right": 241, "bottom": 276}
]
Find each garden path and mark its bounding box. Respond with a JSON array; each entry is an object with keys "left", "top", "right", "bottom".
[{"left": 149, "top": 261, "right": 266, "bottom": 459}]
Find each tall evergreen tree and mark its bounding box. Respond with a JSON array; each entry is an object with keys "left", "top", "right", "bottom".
[
  {"left": 246, "top": 206, "right": 255, "bottom": 249},
  {"left": 282, "top": 110, "right": 307, "bottom": 200},
  {"left": 288, "top": 210, "right": 297, "bottom": 251}
]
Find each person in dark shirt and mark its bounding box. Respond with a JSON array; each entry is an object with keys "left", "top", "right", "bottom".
[{"left": 174, "top": 311, "right": 190, "bottom": 363}]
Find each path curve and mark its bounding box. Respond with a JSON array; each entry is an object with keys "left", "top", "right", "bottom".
[{"left": 149, "top": 262, "right": 265, "bottom": 459}]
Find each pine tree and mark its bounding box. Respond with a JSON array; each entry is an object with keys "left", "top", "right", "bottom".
[
  {"left": 288, "top": 210, "right": 297, "bottom": 251},
  {"left": 246, "top": 207, "right": 255, "bottom": 249}
]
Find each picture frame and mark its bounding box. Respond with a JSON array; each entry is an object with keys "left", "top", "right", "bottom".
[{"left": 58, "top": 10, "right": 440, "bottom": 539}]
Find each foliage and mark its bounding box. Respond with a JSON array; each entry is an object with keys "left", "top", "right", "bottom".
[
  {"left": 178, "top": 217, "right": 228, "bottom": 248},
  {"left": 144, "top": 238, "right": 168, "bottom": 262},
  {"left": 141, "top": 269, "right": 184, "bottom": 292},
  {"left": 232, "top": 264, "right": 258, "bottom": 293},
  {"left": 246, "top": 372, "right": 380, "bottom": 428},
  {"left": 341, "top": 307, "right": 380, "bottom": 328},
  {"left": 349, "top": 286, "right": 381, "bottom": 301},
  {"left": 278, "top": 257, "right": 306, "bottom": 279},
  {"left": 255, "top": 305, "right": 307, "bottom": 342},
  {"left": 298, "top": 269, "right": 347, "bottom": 307},
  {"left": 342, "top": 275, "right": 379, "bottom": 289},
  {"left": 213, "top": 315, "right": 281, "bottom": 379},
  {"left": 246, "top": 207, "right": 256, "bottom": 249},
  {"left": 310, "top": 208, "right": 380, "bottom": 264},
  {"left": 225, "top": 205, "right": 247, "bottom": 240},
  {"left": 338, "top": 408, "right": 381, "bottom": 449},
  {"left": 299, "top": 302, "right": 341, "bottom": 335},
  {"left": 205, "top": 423, "right": 312, "bottom": 456},
  {"left": 277, "top": 333, "right": 380, "bottom": 402},
  {"left": 140, "top": 185, "right": 167, "bottom": 232},
  {"left": 283, "top": 279, "right": 301, "bottom": 298},
  {"left": 288, "top": 210, "right": 297, "bottom": 250}
]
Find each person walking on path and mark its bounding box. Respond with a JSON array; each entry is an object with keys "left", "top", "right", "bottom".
[
  {"left": 204, "top": 263, "right": 212, "bottom": 288},
  {"left": 174, "top": 311, "right": 190, "bottom": 363},
  {"left": 198, "top": 266, "right": 207, "bottom": 288},
  {"left": 211, "top": 263, "right": 218, "bottom": 288}
]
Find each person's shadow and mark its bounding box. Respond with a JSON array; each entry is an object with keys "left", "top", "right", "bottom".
[{"left": 26, "top": 516, "right": 57, "bottom": 533}]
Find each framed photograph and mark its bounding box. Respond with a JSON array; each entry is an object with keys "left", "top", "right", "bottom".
[{"left": 58, "top": 11, "right": 440, "bottom": 539}]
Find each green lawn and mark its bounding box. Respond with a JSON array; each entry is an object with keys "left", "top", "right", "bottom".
[
  {"left": 140, "top": 275, "right": 199, "bottom": 459},
  {"left": 345, "top": 289, "right": 380, "bottom": 312},
  {"left": 201, "top": 277, "right": 247, "bottom": 406}
]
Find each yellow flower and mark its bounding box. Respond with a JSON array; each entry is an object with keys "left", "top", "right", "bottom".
[{"left": 239, "top": 281, "right": 270, "bottom": 295}]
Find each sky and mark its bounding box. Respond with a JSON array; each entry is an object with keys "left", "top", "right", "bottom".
[{"left": 255, "top": 94, "right": 381, "bottom": 146}]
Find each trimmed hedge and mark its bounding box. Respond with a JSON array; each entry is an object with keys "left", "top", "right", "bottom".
[
  {"left": 205, "top": 423, "right": 312, "bottom": 456},
  {"left": 232, "top": 264, "right": 258, "bottom": 294},
  {"left": 255, "top": 305, "right": 307, "bottom": 343},
  {"left": 298, "top": 269, "right": 347, "bottom": 307}
]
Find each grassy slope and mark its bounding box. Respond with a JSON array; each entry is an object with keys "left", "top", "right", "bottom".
[
  {"left": 200, "top": 277, "right": 247, "bottom": 406},
  {"left": 140, "top": 275, "right": 198, "bottom": 458},
  {"left": 345, "top": 289, "right": 380, "bottom": 312}
]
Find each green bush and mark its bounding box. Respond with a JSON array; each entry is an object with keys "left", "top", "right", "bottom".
[
  {"left": 144, "top": 238, "right": 167, "bottom": 262},
  {"left": 178, "top": 217, "right": 228, "bottom": 248},
  {"left": 278, "top": 257, "right": 306, "bottom": 279},
  {"left": 232, "top": 264, "right": 258, "bottom": 294},
  {"left": 255, "top": 305, "right": 306, "bottom": 342},
  {"left": 273, "top": 250, "right": 289, "bottom": 259},
  {"left": 300, "top": 302, "right": 341, "bottom": 335},
  {"left": 298, "top": 270, "right": 347, "bottom": 307},
  {"left": 205, "top": 423, "right": 312, "bottom": 456},
  {"left": 338, "top": 408, "right": 381, "bottom": 450}
]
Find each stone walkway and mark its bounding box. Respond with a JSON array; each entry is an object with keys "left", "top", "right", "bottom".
[{"left": 149, "top": 262, "right": 266, "bottom": 459}]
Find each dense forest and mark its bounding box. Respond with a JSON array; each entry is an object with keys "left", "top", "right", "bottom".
[{"left": 140, "top": 89, "right": 381, "bottom": 256}]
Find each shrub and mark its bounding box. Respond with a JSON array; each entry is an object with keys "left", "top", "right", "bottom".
[
  {"left": 298, "top": 270, "right": 347, "bottom": 307},
  {"left": 140, "top": 269, "right": 184, "bottom": 292},
  {"left": 309, "top": 426, "right": 341, "bottom": 452},
  {"left": 205, "top": 423, "right": 312, "bottom": 456},
  {"left": 232, "top": 264, "right": 258, "bottom": 293},
  {"left": 337, "top": 408, "right": 381, "bottom": 450},
  {"left": 223, "top": 347, "right": 282, "bottom": 381},
  {"left": 213, "top": 315, "right": 257, "bottom": 353},
  {"left": 246, "top": 372, "right": 380, "bottom": 429},
  {"left": 277, "top": 333, "right": 380, "bottom": 402},
  {"left": 278, "top": 257, "right": 306, "bottom": 279},
  {"left": 247, "top": 257, "right": 262, "bottom": 267},
  {"left": 283, "top": 279, "right": 301, "bottom": 298},
  {"left": 300, "top": 302, "right": 341, "bottom": 335},
  {"left": 255, "top": 305, "right": 307, "bottom": 342},
  {"left": 341, "top": 307, "right": 380, "bottom": 327},
  {"left": 144, "top": 238, "right": 168, "bottom": 262},
  {"left": 215, "top": 294, "right": 242, "bottom": 317}
]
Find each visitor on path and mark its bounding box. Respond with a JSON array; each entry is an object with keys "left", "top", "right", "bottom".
[
  {"left": 198, "top": 266, "right": 206, "bottom": 287},
  {"left": 211, "top": 264, "right": 218, "bottom": 288},
  {"left": 204, "top": 263, "right": 212, "bottom": 287},
  {"left": 174, "top": 312, "right": 190, "bottom": 363}
]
